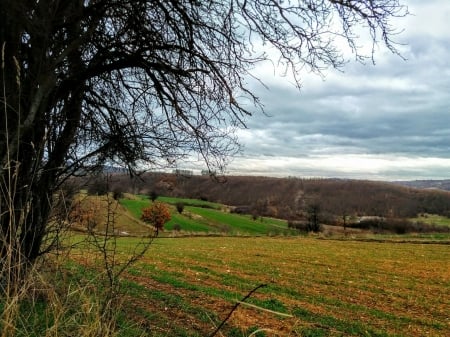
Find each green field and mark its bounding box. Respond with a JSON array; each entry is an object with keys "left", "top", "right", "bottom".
[
  {"left": 119, "top": 195, "right": 295, "bottom": 236},
  {"left": 412, "top": 213, "right": 450, "bottom": 227},
  {"left": 7, "top": 193, "right": 450, "bottom": 337},
  {"left": 70, "top": 236, "right": 449, "bottom": 337},
  {"left": 62, "top": 195, "right": 450, "bottom": 336},
  {"left": 157, "top": 196, "right": 223, "bottom": 210},
  {"left": 119, "top": 196, "right": 152, "bottom": 219}
]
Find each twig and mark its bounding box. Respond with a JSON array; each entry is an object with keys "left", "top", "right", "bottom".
[{"left": 209, "top": 283, "right": 267, "bottom": 337}]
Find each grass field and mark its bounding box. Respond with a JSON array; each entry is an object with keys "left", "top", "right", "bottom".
[
  {"left": 64, "top": 194, "right": 449, "bottom": 336},
  {"left": 412, "top": 214, "right": 450, "bottom": 227},
  {"left": 6, "top": 192, "right": 449, "bottom": 336},
  {"left": 69, "top": 235, "right": 450, "bottom": 337},
  {"left": 119, "top": 195, "right": 295, "bottom": 236},
  {"left": 157, "top": 196, "right": 224, "bottom": 210}
]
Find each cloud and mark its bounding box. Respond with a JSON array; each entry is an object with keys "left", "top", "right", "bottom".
[
  {"left": 230, "top": 0, "right": 450, "bottom": 180},
  {"left": 226, "top": 154, "right": 450, "bottom": 181}
]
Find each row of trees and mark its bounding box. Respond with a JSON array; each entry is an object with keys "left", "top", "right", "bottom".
[
  {"left": 70, "top": 174, "right": 450, "bottom": 236},
  {"left": 68, "top": 171, "right": 450, "bottom": 235}
]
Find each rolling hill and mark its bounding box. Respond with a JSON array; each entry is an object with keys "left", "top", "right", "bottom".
[{"left": 99, "top": 173, "right": 450, "bottom": 220}]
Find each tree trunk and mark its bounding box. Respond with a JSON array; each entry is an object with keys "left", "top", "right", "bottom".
[{"left": 1, "top": 1, "right": 84, "bottom": 281}]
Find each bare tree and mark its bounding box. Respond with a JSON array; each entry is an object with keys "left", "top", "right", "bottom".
[
  {"left": 0, "top": 1, "right": 407, "bottom": 267},
  {"left": 306, "top": 202, "right": 322, "bottom": 232}
]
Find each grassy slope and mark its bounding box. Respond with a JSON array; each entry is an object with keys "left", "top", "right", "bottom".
[
  {"left": 119, "top": 198, "right": 150, "bottom": 219},
  {"left": 186, "top": 206, "right": 288, "bottom": 235},
  {"left": 71, "top": 194, "right": 152, "bottom": 235},
  {"left": 80, "top": 195, "right": 450, "bottom": 239},
  {"left": 107, "top": 236, "right": 449, "bottom": 336},
  {"left": 165, "top": 211, "right": 212, "bottom": 232},
  {"left": 120, "top": 195, "right": 294, "bottom": 236},
  {"left": 157, "top": 196, "right": 223, "bottom": 209}
]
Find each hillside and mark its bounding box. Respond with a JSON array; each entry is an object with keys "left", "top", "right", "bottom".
[
  {"left": 394, "top": 179, "right": 450, "bottom": 191},
  {"left": 68, "top": 192, "right": 296, "bottom": 236},
  {"left": 119, "top": 195, "right": 293, "bottom": 236},
  {"left": 91, "top": 173, "right": 450, "bottom": 221}
]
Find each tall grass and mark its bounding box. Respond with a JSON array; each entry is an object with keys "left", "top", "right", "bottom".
[{"left": 0, "top": 197, "right": 148, "bottom": 336}]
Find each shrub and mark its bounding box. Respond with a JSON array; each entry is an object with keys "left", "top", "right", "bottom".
[
  {"left": 386, "top": 218, "right": 410, "bottom": 234},
  {"left": 68, "top": 198, "right": 102, "bottom": 231},
  {"left": 231, "top": 206, "right": 251, "bottom": 214},
  {"left": 141, "top": 202, "right": 171, "bottom": 232},
  {"left": 176, "top": 202, "right": 185, "bottom": 214},
  {"left": 149, "top": 190, "right": 158, "bottom": 201},
  {"left": 287, "top": 220, "right": 310, "bottom": 232},
  {"left": 348, "top": 217, "right": 450, "bottom": 234},
  {"left": 112, "top": 188, "right": 123, "bottom": 200},
  {"left": 87, "top": 177, "right": 108, "bottom": 195},
  {"left": 351, "top": 218, "right": 382, "bottom": 230}
]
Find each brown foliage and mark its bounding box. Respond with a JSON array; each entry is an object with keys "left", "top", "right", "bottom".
[
  {"left": 75, "top": 173, "right": 450, "bottom": 225},
  {"left": 141, "top": 202, "right": 171, "bottom": 232},
  {"left": 138, "top": 174, "right": 450, "bottom": 221},
  {"left": 68, "top": 198, "right": 103, "bottom": 231}
]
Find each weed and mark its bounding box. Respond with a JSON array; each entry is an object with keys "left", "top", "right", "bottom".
[{"left": 299, "top": 327, "right": 328, "bottom": 337}]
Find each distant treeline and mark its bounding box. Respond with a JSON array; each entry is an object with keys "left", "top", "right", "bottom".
[{"left": 75, "top": 173, "right": 450, "bottom": 221}]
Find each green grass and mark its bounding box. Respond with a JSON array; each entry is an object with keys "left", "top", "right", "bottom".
[
  {"left": 119, "top": 197, "right": 150, "bottom": 218},
  {"left": 412, "top": 213, "right": 450, "bottom": 227},
  {"left": 186, "top": 206, "right": 289, "bottom": 235},
  {"left": 120, "top": 195, "right": 295, "bottom": 235},
  {"left": 156, "top": 196, "right": 223, "bottom": 210},
  {"left": 114, "top": 236, "right": 450, "bottom": 337},
  {"left": 10, "top": 233, "right": 449, "bottom": 336},
  {"left": 165, "top": 212, "right": 213, "bottom": 232}
]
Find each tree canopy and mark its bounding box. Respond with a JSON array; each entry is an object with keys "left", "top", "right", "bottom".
[{"left": 0, "top": 0, "right": 407, "bottom": 264}]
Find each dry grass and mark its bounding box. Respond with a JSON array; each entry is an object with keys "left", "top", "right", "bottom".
[
  {"left": 0, "top": 255, "right": 123, "bottom": 337},
  {"left": 69, "top": 194, "right": 153, "bottom": 236}
]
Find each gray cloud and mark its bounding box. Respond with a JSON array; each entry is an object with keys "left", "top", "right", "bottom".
[{"left": 230, "top": 0, "right": 450, "bottom": 180}]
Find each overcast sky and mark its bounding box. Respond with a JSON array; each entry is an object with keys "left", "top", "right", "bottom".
[{"left": 222, "top": 0, "right": 450, "bottom": 181}]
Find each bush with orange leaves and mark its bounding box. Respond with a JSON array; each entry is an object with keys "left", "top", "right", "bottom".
[
  {"left": 141, "top": 202, "right": 171, "bottom": 233},
  {"left": 69, "top": 198, "right": 102, "bottom": 231}
]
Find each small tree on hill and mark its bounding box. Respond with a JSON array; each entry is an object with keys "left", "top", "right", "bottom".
[
  {"left": 88, "top": 177, "right": 109, "bottom": 196},
  {"left": 251, "top": 198, "right": 268, "bottom": 221},
  {"left": 306, "top": 203, "right": 322, "bottom": 233},
  {"left": 176, "top": 202, "right": 185, "bottom": 214},
  {"left": 141, "top": 202, "right": 171, "bottom": 234},
  {"left": 112, "top": 188, "right": 123, "bottom": 201},
  {"left": 68, "top": 198, "right": 102, "bottom": 232},
  {"left": 149, "top": 190, "right": 158, "bottom": 202}
]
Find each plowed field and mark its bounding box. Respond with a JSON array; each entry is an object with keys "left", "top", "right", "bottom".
[{"left": 100, "top": 236, "right": 450, "bottom": 336}]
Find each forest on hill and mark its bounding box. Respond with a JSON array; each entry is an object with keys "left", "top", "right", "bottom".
[
  {"left": 83, "top": 173, "right": 450, "bottom": 222},
  {"left": 394, "top": 179, "right": 450, "bottom": 191}
]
